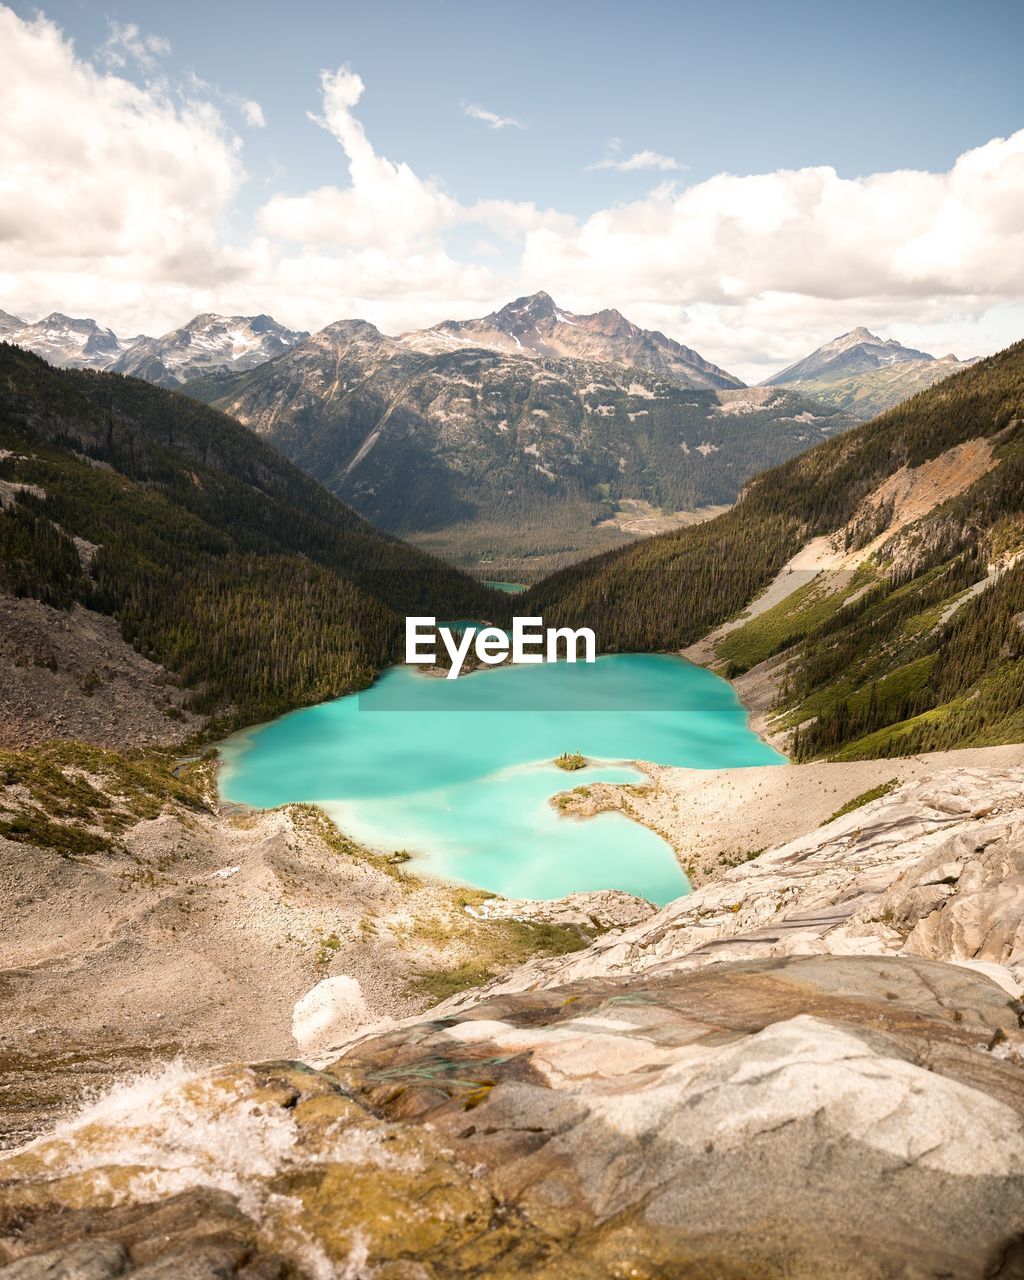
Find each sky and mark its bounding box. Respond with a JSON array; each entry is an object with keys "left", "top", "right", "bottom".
[{"left": 1, "top": 0, "right": 1023, "bottom": 382}]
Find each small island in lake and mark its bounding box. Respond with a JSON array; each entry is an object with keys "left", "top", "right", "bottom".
[{"left": 554, "top": 751, "right": 588, "bottom": 771}]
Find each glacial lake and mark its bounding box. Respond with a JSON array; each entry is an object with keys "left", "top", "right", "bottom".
[{"left": 219, "top": 654, "right": 786, "bottom": 905}]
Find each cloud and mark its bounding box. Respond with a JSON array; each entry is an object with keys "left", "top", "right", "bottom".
[
  {"left": 464, "top": 103, "right": 523, "bottom": 130},
  {"left": 186, "top": 72, "right": 266, "bottom": 129},
  {"left": 588, "top": 138, "right": 682, "bottom": 173},
  {"left": 240, "top": 99, "right": 266, "bottom": 128},
  {"left": 0, "top": 6, "right": 254, "bottom": 336},
  {"left": 259, "top": 67, "right": 460, "bottom": 249},
  {"left": 100, "top": 20, "right": 171, "bottom": 72},
  {"left": 259, "top": 71, "right": 566, "bottom": 256},
  {"left": 528, "top": 134, "right": 1024, "bottom": 314},
  {"left": 0, "top": 10, "right": 241, "bottom": 270},
  {"left": 1, "top": 6, "right": 1022, "bottom": 379}
]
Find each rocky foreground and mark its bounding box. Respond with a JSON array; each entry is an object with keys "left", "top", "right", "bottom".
[{"left": 1, "top": 765, "right": 1023, "bottom": 1277}]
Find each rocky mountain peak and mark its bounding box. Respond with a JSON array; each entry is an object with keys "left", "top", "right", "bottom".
[
  {"left": 493, "top": 291, "right": 559, "bottom": 328},
  {"left": 320, "top": 318, "right": 387, "bottom": 343},
  {"left": 40, "top": 312, "right": 104, "bottom": 332},
  {"left": 1, "top": 311, "right": 124, "bottom": 368},
  {"left": 584, "top": 307, "right": 636, "bottom": 339},
  {"left": 107, "top": 312, "right": 310, "bottom": 387}
]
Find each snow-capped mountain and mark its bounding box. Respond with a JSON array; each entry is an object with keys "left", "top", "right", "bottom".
[
  {"left": 400, "top": 291, "right": 743, "bottom": 391},
  {"left": 762, "top": 327, "right": 972, "bottom": 418},
  {"left": 109, "top": 313, "right": 309, "bottom": 387},
  {"left": 0, "top": 312, "right": 129, "bottom": 369}
]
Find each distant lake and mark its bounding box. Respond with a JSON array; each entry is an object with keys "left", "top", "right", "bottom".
[
  {"left": 219, "top": 654, "right": 785, "bottom": 905},
  {"left": 483, "top": 580, "right": 527, "bottom": 593}
]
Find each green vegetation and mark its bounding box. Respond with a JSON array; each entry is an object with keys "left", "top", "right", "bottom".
[
  {"left": 408, "top": 919, "right": 589, "bottom": 1002},
  {"left": 822, "top": 780, "right": 900, "bottom": 826},
  {"left": 0, "top": 740, "right": 211, "bottom": 854},
  {"left": 407, "top": 962, "right": 497, "bottom": 1003},
  {"left": 528, "top": 341, "right": 1024, "bottom": 759},
  {"left": 717, "top": 562, "right": 877, "bottom": 674},
  {"left": 555, "top": 751, "right": 587, "bottom": 771},
  {"left": 0, "top": 344, "right": 504, "bottom": 728}
]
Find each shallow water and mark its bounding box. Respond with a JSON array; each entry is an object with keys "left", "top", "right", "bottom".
[{"left": 220, "top": 654, "right": 785, "bottom": 905}]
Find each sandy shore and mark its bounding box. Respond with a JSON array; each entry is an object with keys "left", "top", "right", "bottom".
[{"left": 556, "top": 742, "right": 1024, "bottom": 886}]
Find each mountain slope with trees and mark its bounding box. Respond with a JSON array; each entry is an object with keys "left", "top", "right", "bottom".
[
  {"left": 0, "top": 344, "right": 501, "bottom": 728},
  {"left": 525, "top": 341, "right": 1024, "bottom": 759}
]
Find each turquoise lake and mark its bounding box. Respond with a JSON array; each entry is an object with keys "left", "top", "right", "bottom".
[{"left": 219, "top": 654, "right": 786, "bottom": 905}]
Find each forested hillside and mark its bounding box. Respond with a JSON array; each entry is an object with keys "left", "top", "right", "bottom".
[
  {"left": 525, "top": 341, "right": 1024, "bottom": 759},
  {"left": 0, "top": 345, "right": 501, "bottom": 727}
]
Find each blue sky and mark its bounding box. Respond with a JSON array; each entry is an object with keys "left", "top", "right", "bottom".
[
  {"left": 35, "top": 0, "right": 1024, "bottom": 213},
  {"left": 2, "top": 0, "right": 1023, "bottom": 379}
]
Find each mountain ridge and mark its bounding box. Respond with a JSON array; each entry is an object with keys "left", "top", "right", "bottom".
[
  {"left": 0, "top": 342, "right": 499, "bottom": 728},
  {"left": 189, "top": 298, "right": 854, "bottom": 573},
  {"left": 763, "top": 326, "right": 974, "bottom": 418},
  {"left": 109, "top": 312, "right": 309, "bottom": 386},
  {"left": 401, "top": 291, "right": 744, "bottom": 391}
]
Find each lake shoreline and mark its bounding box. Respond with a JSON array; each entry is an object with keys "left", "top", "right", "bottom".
[
  {"left": 219, "top": 653, "right": 775, "bottom": 905},
  {"left": 553, "top": 742, "right": 1024, "bottom": 887}
]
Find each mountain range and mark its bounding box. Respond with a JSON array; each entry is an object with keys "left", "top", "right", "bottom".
[
  {"left": 0, "top": 310, "right": 307, "bottom": 385},
  {"left": 0, "top": 311, "right": 128, "bottom": 370},
  {"left": 1, "top": 298, "right": 979, "bottom": 574},
  {"left": 1, "top": 300, "right": 972, "bottom": 418},
  {"left": 109, "top": 313, "right": 309, "bottom": 386},
  {"left": 400, "top": 291, "right": 742, "bottom": 390},
  {"left": 189, "top": 299, "right": 852, "bottom": 572}
]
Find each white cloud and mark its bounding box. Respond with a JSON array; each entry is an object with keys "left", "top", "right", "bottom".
[
  {"left": 0, "top": 5, "right": 243, "bottom": 331},
  {"left": 186, "top": 72, "right": 266, "bottom": 130},
  {"left": 588, "top": 140, "right": 682, "bottom": 173},
  {"left": 1, "top": 6, "right": 1022, "bottom": 379},
  {"left": 256, "top": 69, "right": 566, "bottom": 272},
  {"left": 241, "top": 99, "right": 266, "bottom": 128},
  {"left": 527, "top": 135, "right": 1024, "bottom": 315},
  {"left": 464, "top": 103, "right": 523, "bottom": 130},
  {"left": 100, "top": 20, "right": 171, "bottom": 72},
  {"left": 259, "top": 67, "right": 460, "bottom": 250}
]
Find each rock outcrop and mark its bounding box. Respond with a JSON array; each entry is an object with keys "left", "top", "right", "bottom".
[
  {"left": 3, "top": 766, "right": 1023, "bottom": 1277},
  {"left": 0, "top": 590, "right": 201, "bottom": 750},
  {"left": 457, "top": 766, "right": 1024, "bottom": 1009},
  {"left": 2, "top": 954, "right": 1022, "bottom": 1277}
]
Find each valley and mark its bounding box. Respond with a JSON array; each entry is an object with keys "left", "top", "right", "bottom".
[
  {"left": 1, "top": 331, "right": 1023, "bottom": 1279},
  {"left": 3, "top": 301, "right": 980, "bottom": 579},
  {"left": 4, "top": 5, "right": 1023, "bottom": 1273},
  {"left": 192, "top": 295, "right": 855, "bottom": 572}
]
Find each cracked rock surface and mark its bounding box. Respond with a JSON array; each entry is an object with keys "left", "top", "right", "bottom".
[{"left": 2, "top": 954, "right": 1022, "bottom": 1278}]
